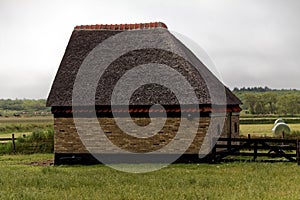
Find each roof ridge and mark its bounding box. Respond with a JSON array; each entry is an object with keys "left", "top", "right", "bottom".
[{"left": 74, "top": 22, "right": 168, "bottom": 30}]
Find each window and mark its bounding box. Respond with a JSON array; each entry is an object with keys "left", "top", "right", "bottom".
[{"left": 234, "top": 122, "right": 238, "bottom": 133}]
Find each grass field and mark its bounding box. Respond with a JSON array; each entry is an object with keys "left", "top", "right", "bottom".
[
  {"left": 0, "top": 154, "right": 299, "bottom": 200},
  {"left": 240, "top": 124, "right": 300, "bottom": 137},
  {"left": 0, "top": 116, "right": 53, "bottom": 134},
  {"left": 0, "top": 116, "right": 53, "bottom": 124},
  {"left": 1, "top": 117, "right": 300, "bottom": 199}
]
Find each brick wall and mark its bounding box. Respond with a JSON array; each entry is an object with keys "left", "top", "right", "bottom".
[{"left": 54, "top": 114, "right": 239, "bottom": 155}]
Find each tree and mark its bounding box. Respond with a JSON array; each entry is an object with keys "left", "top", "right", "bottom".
[
  {"left": 262, "top": 92, "right": 277, "bottom": 114},
  {"left": 254, "top": 94, "right": 268, "bottom": 114},
  {"left": 243, "top": 93, "right": 257, "bottom": 114},
  {"left": 276, "top": 94, "right": 300, "bottom": 115}
]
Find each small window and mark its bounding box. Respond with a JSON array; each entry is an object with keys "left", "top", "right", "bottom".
[{"left": 234, "top": 122, "right": 238, "bottom": 133}]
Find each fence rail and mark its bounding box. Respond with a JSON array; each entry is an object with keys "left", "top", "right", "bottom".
[
  {"left": 211, "top": 135, "right": 300, "bottom": 164},
  {"left": 0, "top": 134, "right": 16, "bottom": 152}
]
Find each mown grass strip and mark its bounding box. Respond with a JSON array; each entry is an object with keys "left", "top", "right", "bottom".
[{"left": 0, "top": 154, "right": 300, "bottom": 199}]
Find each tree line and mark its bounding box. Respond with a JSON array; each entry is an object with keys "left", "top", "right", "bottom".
[
  {"left": 233, "top": 86, "right": 299, "bottom": 93},
  {"left": 233, "top": 86, "right": 273, "bottom": 92},
  {"left": 1, "top": 88, "right": 300, "bottom": 116},
  {"left": 0, "top": 99, "right": 50, "bottom": 115},
  {"left": 234, "top": 89, "right": 300, "bottom": 115}
]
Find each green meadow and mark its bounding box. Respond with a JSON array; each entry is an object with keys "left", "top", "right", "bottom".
[
  {"left": 0, "top": 154, "right": 300, "bottom": 200},
  {"left": 0, "top": 116, "right": 300, "bottom": 199}
]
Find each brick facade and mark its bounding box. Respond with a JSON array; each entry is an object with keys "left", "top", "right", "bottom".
[{"left": 54, "top": 114, "right": 239, "bottom": 157}]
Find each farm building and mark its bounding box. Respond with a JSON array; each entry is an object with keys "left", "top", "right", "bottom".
[{"left": 47, "top": 22, "right": 242, "bottom": 165}]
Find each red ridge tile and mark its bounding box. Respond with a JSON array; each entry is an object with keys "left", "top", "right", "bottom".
[{"left": 74, "top": 22, "right": 168, "bottom": 30}]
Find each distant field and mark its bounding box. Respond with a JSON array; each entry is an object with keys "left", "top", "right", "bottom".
[
  {"left": 240, "top": 117, "right": 300, "bottom": 124},
  {"left": 0, "top": 116, "right": 53, "bottom": 134},
  {"left": 0, "top": 154, "right": 299, "bottom": 200},
  {"left": 0, "top": 116, "right": 53, "bottom": 124},
  {"left": 240, "top": 124, "right": 300, "bottom": 137}
]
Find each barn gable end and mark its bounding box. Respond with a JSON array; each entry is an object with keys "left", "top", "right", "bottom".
[{"left": 47, "top": 22, "right": 242, "bottom": 165}]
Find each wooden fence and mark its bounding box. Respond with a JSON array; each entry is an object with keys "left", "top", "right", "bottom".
[
  {"left": 211, "top": 135, "right": 300, "bottom": 164},
  {"left": 0, "top": 134, "right": 16, "bottom": 152}
]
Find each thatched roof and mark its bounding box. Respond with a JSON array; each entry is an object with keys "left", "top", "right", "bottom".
[{"left": 47, "top": 22, "right": 241, "bottom": 107}]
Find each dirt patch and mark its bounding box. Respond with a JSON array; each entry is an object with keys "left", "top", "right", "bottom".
[{"left": 22, "top": 159, "right": 54, "bottom": 166}]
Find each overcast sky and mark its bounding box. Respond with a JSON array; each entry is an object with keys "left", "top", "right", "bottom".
[{"left": 0, "top": 0, "right": 299, "bottom": 99}]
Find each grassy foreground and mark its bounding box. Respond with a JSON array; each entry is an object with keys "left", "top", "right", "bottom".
[{"left": 0, "top": 154, "right": 300, "bottom": 200}]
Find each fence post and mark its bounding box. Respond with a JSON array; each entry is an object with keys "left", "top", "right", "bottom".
[
  {"left": 12, "top": 133, "right": 16, "bottom": 152},
  {"left": 248, "top": 134, "right": 251, "bottom": 151},
  {"left": 297, "top": 140, "right": 300, "bottom": 165},
  {"left": 211, "top": 143, "right": 216, "bottom": 163},
  {"left": 209, "top": 137, "right": 217, "bottom": 163},
  {"left": 253, "top": 141, "right": 257, "bottom": 161}
]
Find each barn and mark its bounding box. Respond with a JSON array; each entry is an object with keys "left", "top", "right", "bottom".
[{"left": 47, "top": 22, "right": 242, "bottom": 165}]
